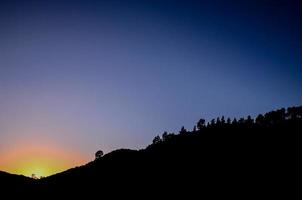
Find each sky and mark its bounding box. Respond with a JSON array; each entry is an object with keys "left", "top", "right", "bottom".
[{"left": 0, "top": 0, "right": 301, "bottom": 177}]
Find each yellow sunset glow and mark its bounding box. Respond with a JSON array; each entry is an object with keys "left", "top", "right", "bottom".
[
  {"left": 0, "top": 141, "right": 87, "bottom": 177},
  {"left": 7, "top": 158, "right": 66, "bottom": 178}
]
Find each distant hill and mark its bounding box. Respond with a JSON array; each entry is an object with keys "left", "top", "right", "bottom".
[
  {"left": 0, "top": 170, "right": 31, "bottom": 182},
  {"left": 1, "top": 106, "right": 301, "bottom": 197},
  {"left": 0, "top": 171, "right": 34, "bottom": 190}
]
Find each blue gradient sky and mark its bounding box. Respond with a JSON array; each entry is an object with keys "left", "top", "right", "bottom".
[{"left": 0, "top": 0, "right": 301, "bottom": 165}]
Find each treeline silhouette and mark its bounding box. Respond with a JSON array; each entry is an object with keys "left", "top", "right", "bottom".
[
  {"left": 151, "top": 105, "right": 302, "bottom": 144},
  {"left": 1, "top": 106, "right": 301, "bottom": 198}
]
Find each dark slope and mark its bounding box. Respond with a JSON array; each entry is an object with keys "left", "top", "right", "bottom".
[
  {"left": 0, "top": 171, "right": 34, "bottom": 192},
  {"left": 1, "top": 106, "right": 301, "bottom": 197},
  {"left": 0, "top": 171, "right": 32, "bottom": 183},
  {"left": 35, "top": 106, "right": 301, "bottom": 197}
]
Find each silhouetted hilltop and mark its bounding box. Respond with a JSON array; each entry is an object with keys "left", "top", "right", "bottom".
[
  {"left": 0, "top": 171, "right": 32, "bottom": 182},
  {"left": 1, "top": 106, "right": 301, "bottom": 197},
  {"left": 0, "top": 171, "right": 34, "bottom": 192}
]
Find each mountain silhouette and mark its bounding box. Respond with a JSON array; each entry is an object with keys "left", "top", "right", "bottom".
[{"left": 1, "top": 106, "right": 301, "bottom": 198}]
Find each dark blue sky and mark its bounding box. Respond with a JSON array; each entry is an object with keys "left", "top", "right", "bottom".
[{"left": 0, "top": 0, "right": 301, "bottom": 159}]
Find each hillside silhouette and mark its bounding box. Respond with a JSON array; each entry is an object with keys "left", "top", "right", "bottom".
[{"left": 1, "top": 106, "right": 301, "bottom": 197}]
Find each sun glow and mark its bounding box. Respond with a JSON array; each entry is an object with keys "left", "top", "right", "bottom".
[
  {"left": 6, "top": 156, "right": 69, "bottom": 178},
  {"left": 0, "top": 140, "right": 87, "bottom": 177}
]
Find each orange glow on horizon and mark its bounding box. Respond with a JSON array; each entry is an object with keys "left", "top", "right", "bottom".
[{"left": 0, "top": 140, "right": 88, "bottom": 177}]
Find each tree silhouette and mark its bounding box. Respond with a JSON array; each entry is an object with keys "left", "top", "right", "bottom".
[
  {"left": 95, "top": 150, "right": 104, "bottom": 160},
  {"left": 238, "top": 118, "right": 245, "bottom": 124},
  {"left": 221, "top": 116, "right": 225, "bottom": 124},
  {"left": 162, "top": 132, "right": 175, "bottom": 142},
  {"left": 152, "top": 135, "right": 162, "bottom": 144},
  {"left": 211, "top": 119, "right": 215, "bottom": 126},
  {"left": 31, "top": 174, "right": 38, "bottom": 179},
  {"left": 216, "top": 117, "right": 221, "bottom": 125},
  {"left": 162, "top": 132, "right": 168, "bottom": 141},
  {"left": 256, "top": 114, "right": 264, "bottom": 125},
  {"left": 197, "top": 118, "right": 205, "bottom": 130},
  {"left": 246, "top": 115, "right": 253, "bottom": 125},
  {"left": 179, "top": 126, "right": 187, "bottom": 134}
]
